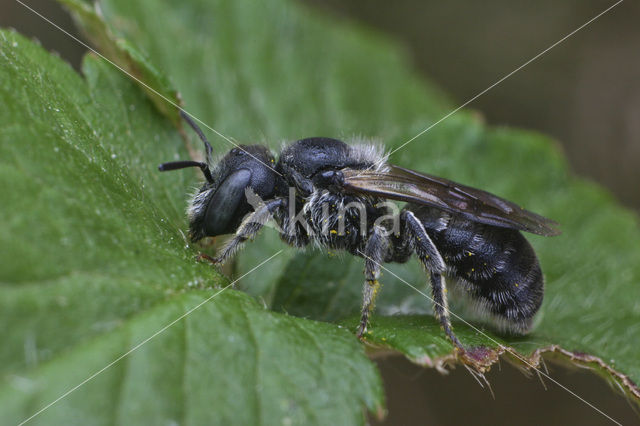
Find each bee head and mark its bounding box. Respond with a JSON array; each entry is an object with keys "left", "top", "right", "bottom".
[{"left": 159, "top": 111, "right": 279, "bottom": 241}]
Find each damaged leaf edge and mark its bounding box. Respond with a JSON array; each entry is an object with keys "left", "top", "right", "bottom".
[{"left": 365, "top": 342, "right": 640, "bottom": 405}]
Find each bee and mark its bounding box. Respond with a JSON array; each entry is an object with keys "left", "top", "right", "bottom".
[{"left": 160, "top": 111, "right": 560, "bottom": 359}]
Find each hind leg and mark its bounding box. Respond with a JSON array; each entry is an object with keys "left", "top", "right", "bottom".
[
  {"left": 401, "top": 211, "right": 464, "bottom": 351},
  {"left": 429, "top": 271, "right": 463, "bottom": 350}
]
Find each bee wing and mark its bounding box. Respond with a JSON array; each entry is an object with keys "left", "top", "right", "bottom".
[{"left": 341, "top": 165, "right": 561, "bottom": 236}]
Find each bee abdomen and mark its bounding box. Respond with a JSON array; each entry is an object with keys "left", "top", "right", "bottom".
[
  {"left": 414, "top": 207, "right": 544, "bottom": 333},
  {"left": 464, "top": 229, "right": 543, "bottom": 332}
]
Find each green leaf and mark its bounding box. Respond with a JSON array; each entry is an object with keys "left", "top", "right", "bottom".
[
  {"left": 75, "top": 0, "right": 640, "bottom": 403},
  {"left": 59, "top": 0, "right": 183, "bottom": 126},
  {"left": 0, "top": 30, "right": 382, "bottom": 425},
  {"left": 2, "top": 0, "right": 640, "bottom": 424}
]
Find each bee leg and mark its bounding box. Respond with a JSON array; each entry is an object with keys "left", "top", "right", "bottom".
[
  {"left": 402, "top": 211, "right": 464, "bottom": 351},
  {"left": 402, "top": 210, "right": 445, "bottom": 272},
  {"left": 196, "top": 252, "right": 219, "bottom": 264},
  {"left": 429, "top": 271, "right": 464, "bottom": 351},
  {"left": 212, "top": 198, "right": 286, "bottom": 265},
  {"left": 357, "top": 225, "right": 389, "bottom": 339}
]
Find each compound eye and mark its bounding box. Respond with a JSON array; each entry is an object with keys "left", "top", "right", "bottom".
[{"left": 203, "top": 169, "right": 252, "bottom": 236}]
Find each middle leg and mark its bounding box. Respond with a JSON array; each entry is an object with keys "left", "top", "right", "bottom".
[{"left": 357, "top": 225, "right": 389, "bottom": 338}]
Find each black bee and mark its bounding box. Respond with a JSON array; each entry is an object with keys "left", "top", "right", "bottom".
[{"left": 160, "top": 111, "right": 560, "bottom": 358}]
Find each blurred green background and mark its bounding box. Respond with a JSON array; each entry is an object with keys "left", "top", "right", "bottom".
[{"left": 2, "top": 0, "right": 638, "bottom": 424}]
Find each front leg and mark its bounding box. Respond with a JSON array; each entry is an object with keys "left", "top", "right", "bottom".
[
  {"left": 208, "top": 197, "right": 286, "bottom": 265},
  {"left": 357, "top": 225, "right": 390, "bottom": 338}
]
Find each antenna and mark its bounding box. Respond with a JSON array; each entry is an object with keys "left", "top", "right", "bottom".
[
  {"left": 180, "top": 109, "right": 213, "bottom": 165},
  {"left": 158, "top": 160, "right": 214, "bottom": 183},
  {"left": 157, "top": 109, "right": 216, "bottom": 183}
]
